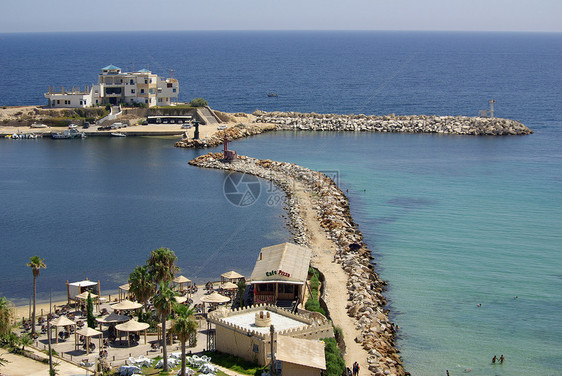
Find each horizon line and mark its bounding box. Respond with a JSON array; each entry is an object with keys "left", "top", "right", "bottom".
[{"left": 1, "top": 29, "right": 561, "bottom": 35}]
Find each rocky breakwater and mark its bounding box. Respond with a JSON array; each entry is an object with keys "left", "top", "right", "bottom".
[
  {"left": 189, "top": 153, "right": 406, "bottom": 376},
  {"left": 253, "top": 110, "right": 533, "bottom": 136},
  {"left": 175, "top": 123, "right": 276, "bottom": 149}
]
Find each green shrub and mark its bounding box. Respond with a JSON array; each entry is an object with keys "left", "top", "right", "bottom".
[
  {"left": 323, "top": 337, "right": 346, "bottom": 376},
  {"left": 189, "top": 98, "right": 208, "bottom": 107}
]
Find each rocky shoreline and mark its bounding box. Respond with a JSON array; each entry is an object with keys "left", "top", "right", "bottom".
[
  {"left": 174, "top": 123, "right": 276, "bottom": 148},
  {"left": 189, "top": 153, "right": 405, "bottom": 376},
  {"left": 254, "top": 110, "right": 533, "bottom": 135}
]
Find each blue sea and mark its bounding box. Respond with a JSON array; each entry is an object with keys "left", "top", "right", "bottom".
[{"left": 1, "top": 31, "right": 561, "bottom": 376}]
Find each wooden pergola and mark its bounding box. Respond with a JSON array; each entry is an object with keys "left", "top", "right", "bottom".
[
  {"left": 74, "top": 327, "right": 103, "bottom": 355},
  {"left": 115, "top": 319, "right": 149, "bottom": 346},
  {"left": 49, "top": 316, "right": 76, "bottom": 344}
]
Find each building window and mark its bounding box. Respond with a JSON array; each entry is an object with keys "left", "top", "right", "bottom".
[
  {"left": 144, "top": 79, "right": 148, "bottom": 84},
  {"left": 149, "top": 89, "right": 154, "bottom": 94},
  {"left": 57, "top": 100, "right": 60, "bottom": 104},
  {"left": 80, "top": 100, "right": 83, "bottom": 105},
  {"left": 173, "top": 88, "right": 177, "bottom": 93},
  {"left": 130, "top": 79, "right": 134, "bottom": 85},
  {"left": 140, "top": 89, "right": 145, "bottom": 94},
  {"left": 145, "top": 99, "right": 148, "bottom": 104},
  {"left": 167, "top": 83, "right": 173, "bottom": 88},
  {"left": 131, "top": 89, "right": 135, "bottom": 94}
]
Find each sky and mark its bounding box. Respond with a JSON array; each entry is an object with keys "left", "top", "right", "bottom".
[{"left": 1, "top": 0, "right": 561, "bottom": 33}]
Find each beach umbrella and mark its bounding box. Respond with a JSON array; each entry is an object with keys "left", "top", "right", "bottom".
[
  {"left": 157, "top": 320, "right": 174, "bottom": 345},
  {"left": 221, "top": 282, "right": 239, "bottom": 290},
  {"left": 118, "top": 283, "right": 130, "bottom": 301},
  {"left": 111, "top": 299, "right": 142, "bottom": 311},
  {"left": 200, "top": 292, "right": 230, "bottom": 304},
  {"left": 173, "top": 275, "right": 192, "bottom": 296},
  {"left": 76, "top": 291, "right": 98, "bottom": 300},
  {"left": 173, "top": 275, "right": 191, "bottom": 284}
]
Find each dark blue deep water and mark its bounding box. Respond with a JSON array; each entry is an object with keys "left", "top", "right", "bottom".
[{"left": 1, "top": 31, "right": 561, "bottom": 376}]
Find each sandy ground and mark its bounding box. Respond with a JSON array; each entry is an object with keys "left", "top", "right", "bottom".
[{"left": 293, "top": 181, "right": 368, "bottom": 372}]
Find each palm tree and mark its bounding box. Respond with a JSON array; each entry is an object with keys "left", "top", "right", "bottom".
[
  {"left": 147, "top": 247, "right": 179, "bottom": 284},
  {"left": 128, "top": 265, "right": 156, "bottom": 317},
  {"left": 26, "top": 256, "right": 46, "bottom": 335},
  {"left": 171, "top": 304, "right": 198, "bottom": 376},
  {"left": 0, "top": 296, "right": 14, "bottom": 336},
  {"left": 18, "top": 334, "right": 33, "bottom": 351},
  {"left": 153, "top": 282, "right": 177, "bottom": 372}
]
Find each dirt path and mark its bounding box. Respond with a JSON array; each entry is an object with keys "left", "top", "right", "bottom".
[{"left": 294, "top": 181, "right": 368, "bottom": 372}]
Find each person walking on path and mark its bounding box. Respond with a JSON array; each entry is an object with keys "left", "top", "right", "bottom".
[{"left": 352, "top": 361, "right": 360, "bottom": 375}]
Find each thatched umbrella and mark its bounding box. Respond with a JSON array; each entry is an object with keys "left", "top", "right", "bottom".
[
  {"left": 221, "top": 282, "right": 238, "bottom": 290},
  {"left": 111, "top": 299, "right": 142, "bottom": 311},
  {"left": 96, "top": 312, "right": 129, "bottom": 331},
  {"left": 175, "top": 296, "right": 188, "bottom": 304},
  {"left": 118, "top": 283, "right": 130, "bottom": 302},
  {"left": 200, "top": 292, "right": 230, "bottom": 304},
  {"left": 200, "top": 291, "right": 230, "bottom": 312},
  {"left": 157, "top": 320, "right": 174, "bottom": 345},
  {"left": 173, "top": 275, "right": 191, "bottom": 292},
  {"left": 115, "top": 319, "right": 149, "bottom": 346}
]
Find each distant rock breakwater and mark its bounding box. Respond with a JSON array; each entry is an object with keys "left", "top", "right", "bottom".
[
  {"left": 189, "top": 153, "right": 405, "bottom": 376},
  {"left": 254, "top": 110, "right": 533, "bottom": 135},
  {"left": 175, "top": 124, "right": 276, "bottom": 148}
]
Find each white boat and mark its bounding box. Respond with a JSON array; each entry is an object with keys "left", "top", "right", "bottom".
[
  {"left": 51, "top": 129, "right": 85, "bottom": 139},
  {"left": 30, "top": 123, "right": 48, "bottom": 128},
  {"left": 110, "top": 132, "right": 126, "bottom": 137}
]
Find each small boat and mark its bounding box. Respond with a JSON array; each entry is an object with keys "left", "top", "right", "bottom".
[
  {"left": 110, "top": 132, "right": 126, "bottom": 137},
  {"left": 51, "top": 129, "right": 85, "bottom": 139},
  {"left": 267, "top": 92, "right": 278, "bottom": 97}
]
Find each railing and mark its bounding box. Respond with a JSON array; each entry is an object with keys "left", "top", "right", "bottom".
[{"left": 254, "top": 294, "right": 275, "bottom": 304}]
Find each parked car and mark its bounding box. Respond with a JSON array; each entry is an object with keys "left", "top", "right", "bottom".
[
  {"left": 83, "top": 122, "right": 90, "bottom": 129},
  {"left": 217, "top": 125, "right": 227, "bottom": 130},
  {"left": 181, "top": 123, "right": 192, "bottom": 129},
  {"left": 68, "top": 124, "right": 78, "bottom": 129}
]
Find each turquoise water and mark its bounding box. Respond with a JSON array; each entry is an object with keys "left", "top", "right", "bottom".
[{"left": 231, "top": 131, "right": 562, "bottom": 376}]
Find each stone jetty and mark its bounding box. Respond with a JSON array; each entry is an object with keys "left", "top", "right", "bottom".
[
  {"left": 189, "top": 153, "right": 406, "bottom": 376},
  {"left": 175, "top": 123, "right": 276, "bottom": 148},
  {"left": 254, "top": 110, "right": 533, "bottom": 135}
]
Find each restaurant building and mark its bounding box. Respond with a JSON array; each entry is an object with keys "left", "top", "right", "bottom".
[{"left": 249, "top": 243, "right": 312, "bottom": 306}]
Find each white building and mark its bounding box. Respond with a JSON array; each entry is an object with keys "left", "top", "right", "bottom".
[{"left": 45, "top": 64, "right": 179, "bottom": 108}]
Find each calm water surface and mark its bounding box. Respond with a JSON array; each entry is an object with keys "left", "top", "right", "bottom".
[{"left": 1, "top": 31, "right": 561, "bottom": 376}]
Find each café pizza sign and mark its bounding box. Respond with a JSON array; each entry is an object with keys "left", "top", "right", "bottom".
[{"left": 266, "top": 269, "right": 291, "bottom": 278}]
